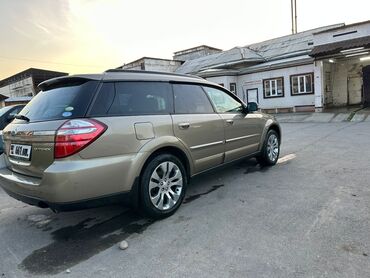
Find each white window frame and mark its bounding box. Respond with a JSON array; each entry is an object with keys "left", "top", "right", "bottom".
[
  {"left": 290, "top": 73, "right": 314, "bottom": 95},
  {"left": 263, "top": 77, "right": 284, "bottom": 98}
]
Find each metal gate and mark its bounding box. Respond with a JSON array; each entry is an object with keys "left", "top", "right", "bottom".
[{"left": 363, "top": 65, "right": 370, "bottom": 107}]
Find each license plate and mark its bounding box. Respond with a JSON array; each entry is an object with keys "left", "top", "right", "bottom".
[{"left": 10, "top": 144, "right": 32, "bottom": 160}]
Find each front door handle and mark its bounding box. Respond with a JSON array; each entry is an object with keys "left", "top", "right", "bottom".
[
  {"left": 178, "top": 123, "right": 190, "bottom": 129},
  {"left": 226, "top": 119, "right": 234, "bottom": 125}
]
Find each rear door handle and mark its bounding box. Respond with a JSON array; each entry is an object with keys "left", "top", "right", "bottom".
[
  {"left": 178, "top": 123, "right": 190, "bottom": 129},
  {"left": 226, "top": 119, "right": 234, "bottom": 125}
]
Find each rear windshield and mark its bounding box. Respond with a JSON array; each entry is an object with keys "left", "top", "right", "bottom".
[{"left": 19, "top": 80, "right": 99, "bottom": 122}]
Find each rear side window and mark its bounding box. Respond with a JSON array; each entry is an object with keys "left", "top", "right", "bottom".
[
  {"left": 173, "top": 84, "right": 214, "bottom": 114},
  {"left": 19, "top": 80, "right": 98, "bottom": 122},
  {"left": 90, "top": 82, "right": 172, "bottom": 116}
]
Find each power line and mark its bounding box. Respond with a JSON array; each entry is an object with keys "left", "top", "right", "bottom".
[{"left": 0, "top": 55, "right": 107, "bottom": 68}]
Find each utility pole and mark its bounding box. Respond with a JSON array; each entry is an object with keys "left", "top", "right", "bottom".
[{"left": 291, "top": 0, "right": 298, "bottom": 34}]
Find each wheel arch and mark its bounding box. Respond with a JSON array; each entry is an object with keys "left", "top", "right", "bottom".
[
  {"left": 140, "top": 146, "right": 191, "bottom": 181},
  {"left": 268, "top": 124, "right": 281, "bottom": 141},
  {"left": 259, "top": 119, "right": 282, "bottom": 151}
]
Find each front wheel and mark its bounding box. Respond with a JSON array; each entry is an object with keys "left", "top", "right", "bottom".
[
  {"left": 257, "top": 130, "right": 280, "bottom": 166},
  {"left": 140, "top": 154, "right": 187, "bottom": 219}
]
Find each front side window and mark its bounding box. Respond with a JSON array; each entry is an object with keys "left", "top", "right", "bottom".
[
  {"left": 203, "top": 86, "right": 243, "bottom": 113},
  {"left": 291, "top": 73, "right": 314, "bottom": 95},
  {"left": 91, "top": 82, "right": 172, "bottom": 116},
  {"left": 173, "top": 84, "right": 214, "bottom": 114},
  {"left": 263, "top": 78, "right": 284, "bottom": 98}
]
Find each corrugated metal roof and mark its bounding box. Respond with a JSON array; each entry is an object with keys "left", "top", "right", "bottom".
[
  {"left": 176, "top": 24, "right": 343, "bottom": 74},
  {"left": 176, "top": 47, "right": 263, "bottom": 74},
  {"left": 310, "top": 36, "right": 370, "bottom": 57},
  {"left": 239, "top": 55, "right": 313, "bottom": 74}
]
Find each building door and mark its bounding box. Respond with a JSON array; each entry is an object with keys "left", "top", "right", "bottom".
[
  {"left": 363, "top": 65, "right": 370, "bottom": 107},
  {"left": 244, "top": 88, "right": 258, "bottom": 104}
]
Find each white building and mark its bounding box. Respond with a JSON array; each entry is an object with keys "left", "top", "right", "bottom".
[
  {"left": 118, "top": 20, "right": 370, "bottom": 112},
  {"left": 0, "top": 68, "right": 68, "bottom": 106},
  {"left": 118, "top": 57, "right": 183, "bottom": 73}
]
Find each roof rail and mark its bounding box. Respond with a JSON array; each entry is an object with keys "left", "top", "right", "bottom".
[{"left": 104, "top": 69, "right": 203, "bottom": 80}]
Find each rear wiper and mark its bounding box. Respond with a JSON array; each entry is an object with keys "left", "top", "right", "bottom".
[{"left": 14, "top": 114, "right": 30, "bottom": 122}]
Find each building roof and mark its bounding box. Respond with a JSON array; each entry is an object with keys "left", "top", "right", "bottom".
[
  {"left": 0, "top": 94, "right": 8, "bottom": 101},
  {"left": 239, "top": 55, "right": 313, "bottom": 74},
  {"left": 176, "top": 47, "right": 264, "bottom": 74},
  {"left": 310, "top": 36, "right": 370, "bottom": 57},
  {"left": 175, "top": 24, "right": 343, "bottom": 74},
  {"left": 0, "top": 68, "right": 68, "bottom": 87}
]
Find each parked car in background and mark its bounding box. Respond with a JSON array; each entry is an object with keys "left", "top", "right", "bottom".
[
  {"left": 0, "top": 70, "right": 281, "bottom": 218},
  {"left": 0, "top": 105, "right": 25, "bottom": 155},
  {"left": 0, "top": 105, "right": 25, "bottom": 130}
]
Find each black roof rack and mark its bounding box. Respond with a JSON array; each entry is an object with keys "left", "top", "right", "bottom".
[{"left": 104, "top": 69, "right": 203, "bottom": 80}]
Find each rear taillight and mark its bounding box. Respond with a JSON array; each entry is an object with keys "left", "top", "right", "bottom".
[{"left": 55, "top": 119, "right": 107, "bottom": 158}]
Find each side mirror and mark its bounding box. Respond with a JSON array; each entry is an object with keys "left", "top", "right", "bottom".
[{"left": 247, "top": 102, "right": 258, "bottom": 112}]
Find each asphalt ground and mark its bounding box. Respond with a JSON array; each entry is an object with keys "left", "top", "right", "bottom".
[{"left": 1, "top": 122, "right": 370, "bottom": 278}]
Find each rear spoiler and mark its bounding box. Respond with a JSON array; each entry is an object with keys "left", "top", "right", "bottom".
[{"left": 38, "top": 76, "right": 100, "bottom": 91}]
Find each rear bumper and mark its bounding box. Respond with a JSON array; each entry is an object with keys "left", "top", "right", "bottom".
[
  {"left": 1, "top": 185, "right": 135, "bottom": 211},
  {"left": 0, "top": 153, "right": 142, "bottom": 211}
]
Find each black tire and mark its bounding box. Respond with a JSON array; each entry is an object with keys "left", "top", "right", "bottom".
[
  {"left": 140, "top": 153, "right": 187, "bottom": 219},
  {"left": 257, "top": 130, "right": 280, "bottom": 166}
]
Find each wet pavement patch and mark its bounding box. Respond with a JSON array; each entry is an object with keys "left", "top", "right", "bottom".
[
  {"left": 19, "top": 183, "right": 225, "bottom": 275},
  {"left": 243, "top": 163, "right": 269, "bottom": 175},
  {"left": 20, "top": 211, "right": 153, "bottom": 275},
  {"left": 183, "top": 184, "right": 224, "bottom": 204},
  {"left": 234, "top": 159, "right": 270, "bottom": 175}
]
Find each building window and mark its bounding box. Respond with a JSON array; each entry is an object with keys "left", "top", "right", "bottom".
[
  {"left": 218, "top": 83, "right": 224, "bottom": 87},
  {"left": 263, "top": 77, "right": 284, "bottom": 98},
  {"left": 229, "top": 83, "right": 237, "bottom": 95},
  {"left": 290, "top": 73, "right": 314, "bottom": 95}
]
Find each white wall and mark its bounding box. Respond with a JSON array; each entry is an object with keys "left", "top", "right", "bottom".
[
  {"left": 237, "top": 64, "right": 315, "bottom": 109},
  {"left": 0, "top": 76, "right": 35, "bottom": 98},
  {"left": 314, "top": 22, "right": 370, "bottom": 46},
  {"left": 145, "top": 59, "right": 182, "bottom": 72},
  {"left": 205, "top": 76, "right": 237, "bottom": 92},
  {"left": 121, "top": 58, "right": 182, "bottom": 73}
]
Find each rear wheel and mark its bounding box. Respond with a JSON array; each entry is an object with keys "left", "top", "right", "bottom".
[
  {"left": 140, "top": 154, "right": 187, "bottom": 219},
  {"left": 257, "top": 130, "right": 280, "bottom": 166}
]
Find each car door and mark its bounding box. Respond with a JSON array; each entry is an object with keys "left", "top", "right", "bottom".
[
  {"left": 171, "top": 83, "right": 225, "bottom": 173},
  {"left": 203, "top": 86, "right": 264, "bottom": 162}
]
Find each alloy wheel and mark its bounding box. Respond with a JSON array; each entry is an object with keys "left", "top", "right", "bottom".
[
  {"left": 266, "top": 134, "right": 279, "bottom": 162},
  {"left": 148, "top": 161, "right": 183, "bottom": 211}
]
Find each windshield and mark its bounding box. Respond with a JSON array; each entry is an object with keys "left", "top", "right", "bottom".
[{"left": 19, "top": 80, "right": 99, "bottom": 122}]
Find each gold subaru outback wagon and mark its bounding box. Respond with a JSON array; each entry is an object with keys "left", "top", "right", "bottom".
[{"left": 0, "top": 70, "right": 281, "bottom": 218}]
